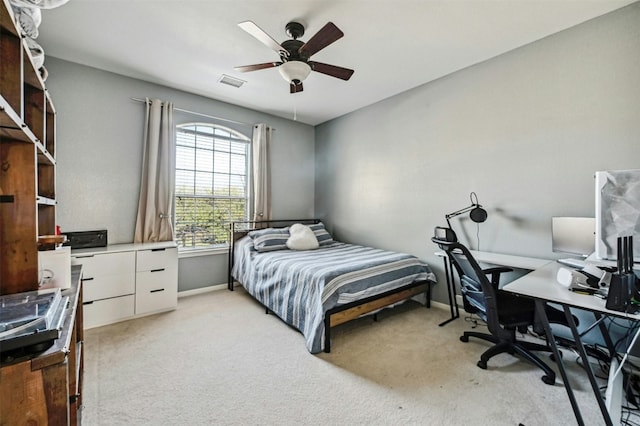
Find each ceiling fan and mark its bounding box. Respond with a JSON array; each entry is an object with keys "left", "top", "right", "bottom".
[{"left": 234, "top": 20, "right": 354, "bottom": 94}]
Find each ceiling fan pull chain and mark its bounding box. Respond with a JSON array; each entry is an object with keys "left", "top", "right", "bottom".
[{"left": 293, "top": 97, "right": 297, "bottom": 121}]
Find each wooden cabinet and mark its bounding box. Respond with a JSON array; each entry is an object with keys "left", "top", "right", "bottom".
[
  {"left": 0, "top": 265, "right": 84, "bottom": 425},
  {"left": 1, "top": 0, "right": 57, "bottom": 295},
  {"left": 71, "top": 242, "right": 178, "bottom": 328},
  {"left": 0, "top": 4, "right": 83, "bottom": 424}
]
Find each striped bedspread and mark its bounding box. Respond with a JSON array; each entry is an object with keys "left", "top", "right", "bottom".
[{"left": 231, "top": 237, "right": 436, "bottom": 353}]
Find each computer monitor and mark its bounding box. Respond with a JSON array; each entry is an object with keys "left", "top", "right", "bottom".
[{"left": 551, "top": 217, "right": 595, "bottom": 257}]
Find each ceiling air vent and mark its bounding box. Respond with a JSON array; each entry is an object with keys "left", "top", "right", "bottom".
[{"left": 219, "top": 74, "right": 246, "bottom": 88}]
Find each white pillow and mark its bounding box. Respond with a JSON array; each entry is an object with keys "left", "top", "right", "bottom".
[{"left": 286, "top": 223, "right": 319, "bottom": 250}]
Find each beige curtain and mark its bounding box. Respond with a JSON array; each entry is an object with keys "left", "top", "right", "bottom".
[
  {"left": 134, "top": 98, "right": 175, "bottom": 243},
  {"left": 252, "top": 123, "right": 271, "bottom": 222}
]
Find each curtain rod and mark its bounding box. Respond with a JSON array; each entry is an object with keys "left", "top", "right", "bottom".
[{"left": 130, "top": 97, "right": 261, "bottom": 128}]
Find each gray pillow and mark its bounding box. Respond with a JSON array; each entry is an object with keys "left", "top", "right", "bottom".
[
  {"left": 249, "top": 227, "right": 290, "bottom": 252},
  {"left": 308, "top": 222, "right": 334, "bottom": 246}
]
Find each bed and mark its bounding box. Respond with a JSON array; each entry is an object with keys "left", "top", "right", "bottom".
[{"left": 228, "top": 219, "right": 437, "bottom": 353}]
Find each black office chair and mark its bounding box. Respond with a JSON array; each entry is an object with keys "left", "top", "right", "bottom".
[{"left": 432, "top": 226, "right": 558, "bottom": 385}]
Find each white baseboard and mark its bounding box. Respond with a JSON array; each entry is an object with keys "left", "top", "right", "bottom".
[
  {"left": 431, "top": 296, "right": 461, "bottom": 312},
  {"left": 178, "top": 283, "right": 227, "bottom": 298},
  {"left": 430, "top": 300, "right": 452, "bottom": 311}
]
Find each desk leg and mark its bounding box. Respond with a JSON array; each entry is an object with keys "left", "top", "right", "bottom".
[
  {"left": 439, "top": 256, "right": 460, "bottom": 326},
  {"left": 562, "top": 305, "right": 614, "bottom": 426},
  {"left": 595, "top": 312, "right": 617, "bottom": 357},
  {"left": 534, "top": 300, "right": 585, "bottom": 426}
]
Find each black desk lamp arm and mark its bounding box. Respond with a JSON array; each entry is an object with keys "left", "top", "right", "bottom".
[{"left": 446, "top": 205, "right": 478, "bottom": 228}]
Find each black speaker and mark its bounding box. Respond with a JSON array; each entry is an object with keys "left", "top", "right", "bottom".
[{"left": 606, "top": 274, "right": 634, "bottom": 312}]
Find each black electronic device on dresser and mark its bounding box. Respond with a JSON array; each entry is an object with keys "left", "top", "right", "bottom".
[{"left": 64, "top": 229, "right": 108, "bottom": 249}]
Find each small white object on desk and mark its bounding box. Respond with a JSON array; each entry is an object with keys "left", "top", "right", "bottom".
[
  {"left": 556, "top": 267, "right": 576, "bottom": 287},
  {"left": 38, "top": 246, "right": 71, "bottom": 289}
]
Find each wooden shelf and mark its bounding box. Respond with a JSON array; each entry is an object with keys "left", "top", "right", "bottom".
[
  {"left": 0, "top": 25, "right": 22, "bottom": 118},
  {"left": 1, "top": 0, "right": 57, "bottom": 293},
  {"left": 0, "top": 2, "right": 79, "bottom": 424}
]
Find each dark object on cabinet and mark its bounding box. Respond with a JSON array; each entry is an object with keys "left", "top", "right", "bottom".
[
  {"left": 0, "top": 265, "right": 84, "bottom": 425},
  {"left": 65, "top": 229, "right": 108, "bottom": 249},
  {"left": 0, "top": 288, "right": 67, "bottom": 356}
]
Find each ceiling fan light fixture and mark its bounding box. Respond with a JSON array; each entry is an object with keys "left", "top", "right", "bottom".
[{"left": 278, "top": 60, "right": 311, "bottom": 83}]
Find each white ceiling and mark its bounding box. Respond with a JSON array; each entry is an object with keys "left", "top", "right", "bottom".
[{"left": 37, "top": 0, "right": 635, "bottom": 126}]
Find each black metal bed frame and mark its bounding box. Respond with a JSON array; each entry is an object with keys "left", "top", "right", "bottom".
[
  {"left": 227, "top": 219, "right": 433, "bottom": 352},
  {"left": 322, "top": 280, "right": 431, "bottom": 352},
  {"left": 227, "top": 219, "right": 320, "bottom": 291}
]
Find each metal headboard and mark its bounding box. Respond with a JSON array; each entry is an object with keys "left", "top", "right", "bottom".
[{"left": 227, "top": 218, "right": 321, "bottom": 290}]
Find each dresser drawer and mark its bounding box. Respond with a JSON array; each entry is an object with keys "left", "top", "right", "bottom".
[
  {"left": 72, "top": 251, "right": 135, "bottom": 278},
  {"left": 136, "top": 247, "right": 178, "bottom": 272},
  {"left": 81, "top": 273, "right": 135, "bottom": 303},
  {"left": 135, "top": 268, "right": 178, "bottom": 314},
  {"left": 83, "top": 295, "right": 135, "bottom": 329}
]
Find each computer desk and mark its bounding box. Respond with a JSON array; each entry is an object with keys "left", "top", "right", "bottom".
[
  {"left": 504, "top": 261, "right": 640, "bottom": 426},
  {"left": 434, "top": 250, "right": 550, "bottom": 326}
]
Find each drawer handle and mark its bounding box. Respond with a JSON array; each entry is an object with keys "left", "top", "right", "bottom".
[
  {"left": 151, "top": 248, "right": 166, "bottom": 252},
  {"left": 82, "top": 277, "right": 94, "bottom": 281},
  {"left": 150, "top": 268, "right": 165, "bottom": 273},
  {"left": 75, "top": 255, "right": 95, "bottom": 259},
  {"left": 83, "top": 301, "right": 94, "bottom": 305},
  {"left": 150, "top": 288, "right": 165, "bottom": 293}
]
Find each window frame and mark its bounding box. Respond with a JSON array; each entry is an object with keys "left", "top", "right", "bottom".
[{"left": 174, "top": 122, "right": 251, "bottom": 253}]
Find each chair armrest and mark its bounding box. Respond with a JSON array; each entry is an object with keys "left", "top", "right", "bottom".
[{"left": 483, "top": 267, "right": 513, "bottom": 287}]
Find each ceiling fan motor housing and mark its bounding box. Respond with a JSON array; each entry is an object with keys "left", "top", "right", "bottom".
[
  {"left": 280, "top": 39, "right": 306, "bottom": 61},
  {"left": 280, "top": 23, "right": 310, "bottom": 86}
]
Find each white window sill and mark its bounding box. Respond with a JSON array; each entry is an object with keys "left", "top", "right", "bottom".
[{"left": 178, "top": 246, "right": 229, "bottom": 259}]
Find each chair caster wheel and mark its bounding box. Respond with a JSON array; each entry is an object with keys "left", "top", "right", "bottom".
[
  {"left": 550, "top": 351, "right": 563, "bottom": 362},
  {"left": 542, "top": 375, "right": 555, "bottom": 385},
  {"left": 477, "top": 360, "right": 487, "bottom": 369},
  {"left": 460, "top": 335, "right": 469, "bottom": 342}
]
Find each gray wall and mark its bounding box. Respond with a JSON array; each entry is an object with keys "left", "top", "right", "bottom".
[
  {"left": 43, "top": 4, "right": 640, "bottom": 300},
  {"left": 315, "top": 4, "right": 640, "bottom": 304},
  {"left": 44, "top": 58, "right": 315, "bottom": 292}
]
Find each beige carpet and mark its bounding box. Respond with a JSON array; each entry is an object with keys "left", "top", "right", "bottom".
[{"left": 83, "top": 288, "right": 606, "bottom": 425}]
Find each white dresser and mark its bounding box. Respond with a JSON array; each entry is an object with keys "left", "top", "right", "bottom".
[{"left": 71, "top": 241, "right": 178, "bottom": 329}]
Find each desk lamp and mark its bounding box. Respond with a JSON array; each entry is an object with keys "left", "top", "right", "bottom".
[{"left": 445, "top": 192, "right": 488, "bottom": 229}]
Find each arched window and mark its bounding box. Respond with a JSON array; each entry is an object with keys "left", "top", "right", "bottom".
[{"left": 175, "top": 123, "right": 250, "bottom": 249}]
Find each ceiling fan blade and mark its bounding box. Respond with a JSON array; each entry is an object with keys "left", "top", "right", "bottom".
[
  {"left": 298, "top": 22, "right": 344, "bottom": 58},
  {"left": 290, "top": 81, "right": 304, "bottom": 94},
  {"left": 234, "top": 62, "right": 281, "bottom": 72},
  {"left": 308, "top": 61, "right": 354, "bottom": 80},
  {"left": 238, "top": 21, "right": 286, "bottom": 55}
]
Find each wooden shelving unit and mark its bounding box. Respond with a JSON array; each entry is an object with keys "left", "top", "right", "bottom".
[
  {"left": 1, "top": 2, "right": 83, "bottom": 424},
  {"left": 0, "top": 0, "right": 56, "bottom": 295}
]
